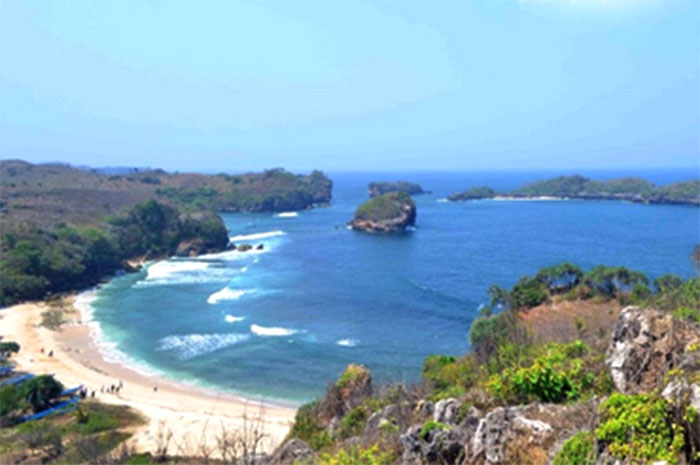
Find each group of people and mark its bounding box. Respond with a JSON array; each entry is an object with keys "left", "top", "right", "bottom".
[
  {"left": 100, "top": 380, "right": 124, "bottom": 395},
  {"left": 40, "top": 347, "right": 54, "bottom": 357}
]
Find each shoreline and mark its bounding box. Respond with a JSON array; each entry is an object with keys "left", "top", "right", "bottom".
[{"left": 1, "top": 295, "right": 297, "bottom": 457}]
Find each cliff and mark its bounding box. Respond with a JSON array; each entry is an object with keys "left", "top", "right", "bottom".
[
  {"left": 349, "top": 192, "right": 416, "bottom": 233},
  {"left": 368, "top": 181, "right": 425, "bottom": 197}
]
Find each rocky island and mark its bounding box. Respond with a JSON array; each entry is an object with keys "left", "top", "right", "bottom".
[
  {"left": 368, "top": 181, "right": 426, "bottom": 197},
  {"left": 349, "top": 191, "right": 416, "bottom": 233},
  {"left": 447, "top": 175, "right": 700, "bottom": 205}
]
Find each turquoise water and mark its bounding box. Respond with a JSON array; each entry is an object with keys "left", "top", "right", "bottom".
[{"left": 90, "top": 170, "right": 699, "bottom": 404}]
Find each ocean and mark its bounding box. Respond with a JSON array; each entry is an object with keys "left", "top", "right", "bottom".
[{"left": 87, "top": 170, "right": 700, "bottom": 404}]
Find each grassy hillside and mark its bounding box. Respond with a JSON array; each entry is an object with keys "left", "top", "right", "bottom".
[{"left": 0, "top": 160, "right": 332, "bottom": 306}]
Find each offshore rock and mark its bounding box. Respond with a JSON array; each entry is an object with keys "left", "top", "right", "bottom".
[{"left": 349, "top": 192, "right": 416, "bottom": 233}]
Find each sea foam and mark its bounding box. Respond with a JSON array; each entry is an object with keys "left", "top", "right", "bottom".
[
  {"left": 225, "top": 315, "right": 246, "bottom": 323},
  {"left": 275, "top": 212, "right": 298, "bottom": 218},
  {"left": 229, "top": 230, "right": 286, "bottom": 242},
  {"left": 336, "top": 338, "right": 359, "bottom": 347},
  {"left": 207, "top": 287, "right": 255, "bottom": 305},
  {"left": 157, "top": 333, "right": 249, "bottom": 359},
  {"left": 250, "top": 324, "right": 299, "bottom": 337}
]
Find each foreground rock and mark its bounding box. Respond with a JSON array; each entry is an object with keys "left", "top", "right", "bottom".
[
  {"left": 349, "top": 192, "right": 416, "bottom": 233},
  {"left": 368, "top": 181, "right": 426, "bottom": 197},
  {"left": 607, "top": 306, "right": 700, "bottom": 394}
]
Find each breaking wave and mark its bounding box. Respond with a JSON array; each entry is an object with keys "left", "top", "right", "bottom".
[
  {"left": 229, "top": 230, "right": 286, "bottom": 242},
  {"left": 336, "top": 338, "right": 359, "bottom": 347},
  {"left": 157, "top": 333, "right": 249, "bottom": 360},
  {"left": 207, "top": 287, "right": 255, "bottom": 304},
  {"left": 225, "top": 315, "right": 246, "bottom": 323},
  {"left": 251, "top": 324, "right": 299, "bottom": 337},
  {"left": 275, "top": 212, "right": 298, "bottom": 218}
]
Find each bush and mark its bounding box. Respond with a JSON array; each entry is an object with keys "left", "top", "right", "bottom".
[
  {"left": 339, "top": 406, "right": 367, "bottom": 438},
  {"left": 552, "top": 431, "right": 596, "bottom": 465},
  {"left": 319, "top": 444, "right": 393, "bottom": 465},
  {"left": 21, "top": 375, "right": 64, "bottom": 413},
  {"left": 0, "top": 385, "right": 27, "bottom": 416},
  {"left": 418, "top": 421, "right": 450, "bottom": 440},
  {"left": 486, "top": 341, "right": 594, "bottom": 404},
  {"left": 595, "top": 393, "right": 684, "bottom": 464},
  {"left": 288, "top": 401, "right": 330, "bottom": 451},
  {"left": 422, "top": 355, "right": 478, "bottom": 400}
]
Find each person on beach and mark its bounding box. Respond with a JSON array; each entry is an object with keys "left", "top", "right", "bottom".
[
  {"left": 91, "top": 391, "right": 95, "bottom": 398},
  {"left": 48, "top": 350, "right": 53, "bottom": 357},
  {"left": 153, "top": 385, "right": 158, "bottom": 392}
]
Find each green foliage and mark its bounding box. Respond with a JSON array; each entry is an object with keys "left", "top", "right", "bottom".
[
  {"left": 422, "top": 355, "right": 478, "bottom": 400},
  {"left": 21, "top": 375, "right": 64, "bottom": 413},
  {"left": 447, "top": 186, "right": 497, "bottom": 201},
  {"left": 654, "top": 274, "right": 684, "bottom": 293},
  {"left": 486, "top": 341, "right": 594, "bottom": 404},
  {"left": 552, "top": 431, "right": 596, "bottom": 465},
  {"left": 339, "top": 406, "right": 367, "bottom": 438},
  {"left": 418, "top": 421, "right": 450, "bottom": 440},
  {"left": 469, "top": 313, "right": 515, "bottom": 362},
  {"left": 0, "top": 341, "right": 20, "bottom": 354},
  {"left": 0, "top": 385, "right": 28, "bottom": 416},
  {"left": 319, "top": 444, "right": 393, "bottom": 465},
  {"left": 672, "top": 307, "right": 700, "bottom": 323},
  {"left": 511, "top": 276, "right": 548, "bottom": 309},
  {"left": 74, "top": 406, "right": 120, "bottom": 434},
  {"left": 596, "top": 393, "right": 684, "bottom": 464},
  {"left": 288, "top": 401, "right": 331, "bottom": 451},
  {"left": 354, "top": 192, "right": 414, "bottom": 222},
  {"left": 654, "top": 277, "right": 700, "bottom": 314},
  {"left": 583, "top": 265, "right": 649, "bottom": 299},
  {"left": 369, "top": 181, "right": 424, "bottom": 196},
  {"left": 535, "top": 263, "right": 584, "bottom": 294}
]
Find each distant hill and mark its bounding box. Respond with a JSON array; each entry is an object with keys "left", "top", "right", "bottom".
[
  {"left": 0, "top": 160, "right": 332, "bottom": 227},
  {"left": 368, "top": 181, "right": 426, "bottom": 197},
  {"left": 447, "top": 175, "right": 699, "bottom": 205},
  {"left": 0, "top": 160, "right": 332, "bottom": 306}
]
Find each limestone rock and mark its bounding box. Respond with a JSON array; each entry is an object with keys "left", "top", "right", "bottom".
[{"left": 607, "top": 306, "right": 700, "bottom": 394}]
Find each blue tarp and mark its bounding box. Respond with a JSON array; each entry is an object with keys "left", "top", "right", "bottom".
[
  {"left": 21, "top": 397, "right": 79, "bottom": 422},
  {"left": 59, "top": 385, "right": 83, "bottom": 397},
  {"left": 0, "top": 373, "right": 34, "bottom": 387},
  {"left": 0, "top": 365, "right": 14, "bottom": 376}
]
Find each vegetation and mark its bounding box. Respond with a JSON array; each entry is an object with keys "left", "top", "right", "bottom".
[
  {"left": 319, "top": 445, "right": 393, "bottom": 465},
  {"left": 447, "top": 175, "right": 699, "bottom": 205},
  {"left": 552, "top": 431, "right": 596, "bottom": 465},
  {"left": 447, "top": 186, "right": 497, "bottom": 201},
  {"left": 368, "top": 181, "right": 424, "bottom": 197},
  {"left": 354, "top": 192, "right": 414, "bottom": 223},
  {"left": 418, "top": 421, "right": 450, "bottom": 440},
  {"left": 595, "top": 393, "right": 684, "bottom": 464},
  {"left": 0, "top": 160, "right": 332, "bottom": 306}
]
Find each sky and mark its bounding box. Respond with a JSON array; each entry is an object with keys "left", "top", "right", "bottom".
[{"left": 0, "top": 0, "right": 698, "bottom": 173}]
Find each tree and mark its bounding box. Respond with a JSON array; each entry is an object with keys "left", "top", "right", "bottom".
[
  {"left": 653, "top": 274, "right": 683, "bottom": 293},
  {"left": 535, "top": 263, "right": 584, "bottom": 294},
  {"left": 0, "top": 341, "right": 20, "bottom": 355},
  {"left": 511, "top": 276, "right": 548, "bottom": 309},
  {"left": 21, "top": 375, "right": 64, "bottom": 413},
  {"left": 583, "top": 265, "right": 649, "bottom": 299}
]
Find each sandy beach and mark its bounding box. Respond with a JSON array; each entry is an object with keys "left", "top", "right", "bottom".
[{"left": 1, "top": 297, "right": 297, "bottom": 457}]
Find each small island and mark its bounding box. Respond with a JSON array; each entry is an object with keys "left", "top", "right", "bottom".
[
  {"left": 368, "top": 181, "right": 426, "bottom": 197},
  {"left": 447, "top": 175, "right": 700, "bottom": 205},
  {"left": 348, "top": 191, "right": 416, "bottom": 233}
]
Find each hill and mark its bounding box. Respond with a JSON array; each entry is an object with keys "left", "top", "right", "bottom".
[
  {"left": 0, "top": 160, "right": 332, "bottom": 306},
  {"left": 447, "top": 175, "right": 699, "bottom": 205}
]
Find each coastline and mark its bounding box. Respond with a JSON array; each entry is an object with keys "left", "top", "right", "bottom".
[{"left": 1, "top": 295, "right": 297, "bottom": 457}]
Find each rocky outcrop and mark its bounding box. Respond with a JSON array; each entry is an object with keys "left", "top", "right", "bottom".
[
  {"left": 267, "top": 439, "right": 316, "bottom": 465},
  {"left": 368, "top": 181, "right": 426, "bottom": 197},
  {"left": 349, "top": 192, "right": 416, "bottom": 233},
  {"left": 607, "top": 306, "right": 700, "bottom": 394}
]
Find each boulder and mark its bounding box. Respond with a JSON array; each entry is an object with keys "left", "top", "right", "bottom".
[
  {"left": 337, "top": 364, "right": 372, "bottom": 412},
  {"left": 267, "top": 439, "right": 315, "bottom": 465},
  {"left": 607, "top": 306, "right": 700, "bottom": 394},
  {"left": 175, "top": 238, "right": 206, "bottom": 257},
  {"left": 434, "top": 398, "right": 461, "bottom": 425},
  {"left": 257, "top": 244, "right": 264, "bottom": 250},
  {"left": 465, "top": 402, "right": 597, "bottom": 465},
  {"left": 237, "top": 243, "right": 254, "bottom": 252}
]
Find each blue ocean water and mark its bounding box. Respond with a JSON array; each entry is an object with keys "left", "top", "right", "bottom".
[{"left": 90, "top": 170, "right": 699, "bottom": 404}]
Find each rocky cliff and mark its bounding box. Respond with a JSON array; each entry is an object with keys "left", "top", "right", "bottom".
[{"left": 269, "top": 305, "right": 700, "bottom": 465}]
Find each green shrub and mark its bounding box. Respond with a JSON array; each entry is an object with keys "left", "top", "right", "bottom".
[
  {"left": 418, "top": 421, "right": 450, "bottom": 440},
  {"left": 553, "top": 431, "right": 596, "bottom": 465},
  {"left": 486, "top": 341, "right": 593, "bottom": 404},
  {"left": 595, "top": 393, "right": 684, "bottom": 464},
  {"left": 319, "top": 444, "right": 393, "bottom": 465},
  {"left": 339, "top": 406, "right": 367, "bottom": 438},
  {"left": 75, "top": 408, "right": 120, "bottom": 434},
  {"left": 422, "top": 354, "right": 477, "bottom": 400},
  {"left": 0, "top": 384, "right": 27, "bottom": 416},
  {"left": 288, "top": 401, "right": 329, "bottom": 451}
]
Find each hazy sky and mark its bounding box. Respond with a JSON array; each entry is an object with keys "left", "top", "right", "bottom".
[{"left": 1, "top": 0, "right": 698, "bottom": 172}]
